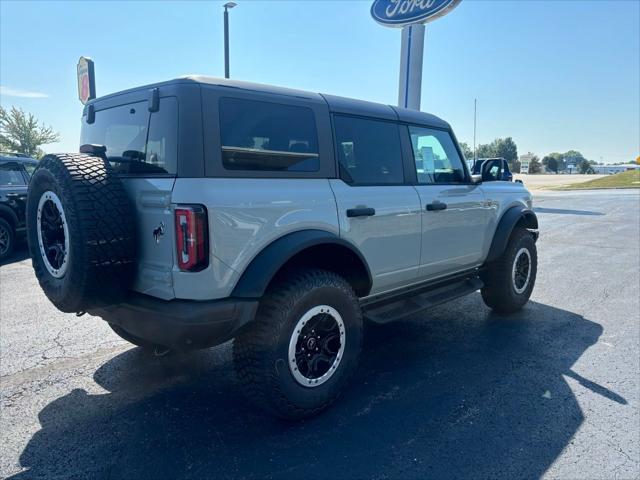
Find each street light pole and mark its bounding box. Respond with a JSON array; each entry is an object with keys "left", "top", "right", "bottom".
[
  {"left": 473, "top": 98, "right": 477, "bottom": 160},
  {"left": 223, "top": 2, "right": 237, "bottom": 79}
]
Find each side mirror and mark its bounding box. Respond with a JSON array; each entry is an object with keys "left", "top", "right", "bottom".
[
  {"left": 481, "top": 160, "right": 500, "bottom": 182},
  {"left": 122, "top": 150, "right": 145, "bottom": 161},
  {"left": 80, "top": 143, "right": 106, "bottom": 158},
  {"left": 470, "top": 174, "right": 482, "bottom": 184}
]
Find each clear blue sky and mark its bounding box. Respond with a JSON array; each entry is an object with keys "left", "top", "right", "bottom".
[{"left": 1, "top": 0, "right": 638, "bottom": 163}]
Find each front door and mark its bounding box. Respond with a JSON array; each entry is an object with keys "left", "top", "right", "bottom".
[
  {"left": 330, "top": 115, "right": 422, "bottom": 295},
  {"left": 406, "top": 125, "right": 489, "bottom": 279}
]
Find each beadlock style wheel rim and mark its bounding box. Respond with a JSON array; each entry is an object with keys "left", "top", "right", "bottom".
[
  {"left": 37, "top": 191, "right": 70, "bottom": 278},
  {"left": 0, "top": 223, "right": 10, "bottom": 256},
  {"left": 512, "top": 247, "right": 532, "bottom": 294},
  {"left": 288, "top": 305, "right": 346, "bottom": 387}
]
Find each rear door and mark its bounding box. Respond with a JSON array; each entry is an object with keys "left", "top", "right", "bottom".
[
  {"left": 329, "top": 115, "right": 422, "bottom": 294},
  {"left": 80, "top": 97, "right": 179, "bottom": 299},
  {"left": 405, "top": 125, "right": 489, "bottom": 279}
]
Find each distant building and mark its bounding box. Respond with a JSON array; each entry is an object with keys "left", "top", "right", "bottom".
[
  {"left": 593, "top": 164, "right": 640, "bottom": 174},
  {"left": 519, "top": 154, "right": 535, "bottom": 174}
]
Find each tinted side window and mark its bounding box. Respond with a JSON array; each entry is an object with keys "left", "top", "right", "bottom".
[
  {"left": 219, "top": 97, "right": 319, "bottom": 172},
  {"left": 0, "top": 163, "right": 26, "bottom": 186},
  {"left": 408, "top": 126, "right": 466, "bottom": 184},
  {"left": 333, "top": 116, "right": 403, "bottom": 185}
]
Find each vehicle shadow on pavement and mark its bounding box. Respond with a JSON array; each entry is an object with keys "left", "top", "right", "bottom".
[{"left": 13, "top": 295, "right": 620, "bottom": 479}]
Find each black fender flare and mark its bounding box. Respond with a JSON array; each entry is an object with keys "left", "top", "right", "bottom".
[
  {"left": 231, "top": 229, "right": 372, "bottom": 298},
  {"left": 0, "top": 204, "right": 18, "bottom": 227},
  {"left": 485, "top": 206, "right": 538, "bottom": 263}
]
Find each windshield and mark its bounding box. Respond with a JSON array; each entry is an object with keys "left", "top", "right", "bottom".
[{"left": 80, "top": 98, "right": 177, "bottom": 175}]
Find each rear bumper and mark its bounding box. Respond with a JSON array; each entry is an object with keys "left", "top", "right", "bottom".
[{"left": 89, "top": 293, "right": 258, "bottom": 350}]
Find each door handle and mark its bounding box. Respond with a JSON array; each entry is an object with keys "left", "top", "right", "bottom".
[
  {"left": 346, "top": 207, "right": 376, "bottom": 218},
  {"left": 426, "top": 202, "right": 447, "bottom": 211}
]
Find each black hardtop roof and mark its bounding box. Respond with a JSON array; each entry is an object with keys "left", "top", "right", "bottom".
[
  {"left": 0, "top": 153, "right": 38, "bottom": 164},
  {"left": 87, "top": 76, "right": 450, "bottom": 129}
]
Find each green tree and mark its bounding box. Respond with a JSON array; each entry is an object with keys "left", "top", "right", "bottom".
[
  {"left": 475, "top": 142, "right": 496, "bottom": 159},
  {"left": 0, "top": 106, "right": 60, "bottom": 158},
  {"left": 542, "top": 155, "right": 559, "bottom": 173},
  {"left": 577, "top": 158, "right": 595, "bottom": 174},
  {"left": 458, "top": 142, "right": 474, "bottom": 160},
  {"left": 562, "top": 150, "right": 586, "bottom": 172},
  {"left": 564, "top": 150, "right": 585, "bottom": 161},
  {"left": 528, "top": 154, "right": 542, "bottom": 174},
  {"left": 495, "top": 137, "right": 518, "bottom": 163},
  {"left": 475, "top": 138, "right": 520, "bottom": 172}
]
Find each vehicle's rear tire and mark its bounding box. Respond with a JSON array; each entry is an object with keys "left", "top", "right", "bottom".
[
  {"left": 0, "top": 218, "right": 15, "bottom": 262},
  {"left": 108, "top": 324, "right": 171, "bottom": 355},
  {"left": 26, "top": 153, "right": 136, "bottom": 313},
  {"left": 481, "top": 227, "right": 537, "bottom": 314},
  {"left": 233, "top": 269, "right": 363, "bottom": 420}
]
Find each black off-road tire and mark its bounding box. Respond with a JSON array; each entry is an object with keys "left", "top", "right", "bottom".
[
  {"left": 26, "top": 153, "right": 136, "bottom": 313},
  {"left": 0, "top": 218, "right": 15, "bottom": 262},
  {"left": 233, "top": 269, "right": 363, "bottom": 420},
  {"left": 481, "top": 227, "right": 537, "bottom": 314}
]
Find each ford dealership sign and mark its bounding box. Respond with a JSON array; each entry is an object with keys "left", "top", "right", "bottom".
[{"left": 371, "top": 0, "right": 462, "bottom": 27}]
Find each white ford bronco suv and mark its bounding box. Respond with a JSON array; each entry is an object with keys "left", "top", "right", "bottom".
[{"left": 26, "top": 77, "right": 538, "bottom": 419}]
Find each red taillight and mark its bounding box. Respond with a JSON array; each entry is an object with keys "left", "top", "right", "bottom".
[{"left": 175, "top": 205, "right": 208, "bottom": 272}]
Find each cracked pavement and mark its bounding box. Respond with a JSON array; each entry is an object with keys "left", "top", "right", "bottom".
[{"left": 1, "top": 189, "right": 639, "bottom": 479}]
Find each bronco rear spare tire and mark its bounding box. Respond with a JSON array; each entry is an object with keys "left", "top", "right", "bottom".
[{"left": 26, "top": 153, "right": 136, "bottom": 313}]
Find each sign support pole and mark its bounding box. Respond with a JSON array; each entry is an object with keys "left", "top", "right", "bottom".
[{"left": 398, "top": 23, "right": 425, "bottom": 111}]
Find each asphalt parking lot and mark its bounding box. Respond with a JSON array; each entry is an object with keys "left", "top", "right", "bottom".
[{"left": 1, "top": 189, "right": 639, "bottom": 480}]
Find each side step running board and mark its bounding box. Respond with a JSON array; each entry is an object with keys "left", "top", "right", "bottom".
[{"left": 362, "top": 277, "right": 483, "bottom": 324}]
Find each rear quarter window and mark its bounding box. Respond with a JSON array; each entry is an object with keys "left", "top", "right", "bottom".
[
  {"left": 80, "top": 98, "right": 177, "bottom": 175},
  {"left": 219, "top": 97, "right": 319, "bottom": 172}
]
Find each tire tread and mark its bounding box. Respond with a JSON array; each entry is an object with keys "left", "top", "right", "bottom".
[
  {"left": 481, "top": 227, "right": 537, "bottom": 314},
  {"left": 27, "top": 153, "right": 135, "bottom": 312},
  {"left": 233, "top": 269, "right": 362, "bottom": 419}
]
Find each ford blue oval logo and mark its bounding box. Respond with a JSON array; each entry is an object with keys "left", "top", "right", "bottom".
[{"left": 371, "top": 0, "right": 462, "bottom": 27}]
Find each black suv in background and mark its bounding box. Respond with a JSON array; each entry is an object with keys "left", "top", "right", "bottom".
[{"left": 0, "top": 154, "right": 38, "bottom": 261}]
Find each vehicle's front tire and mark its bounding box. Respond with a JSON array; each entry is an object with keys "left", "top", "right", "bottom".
[
  {"left": 0, "top": 218, "right": 15, "bottom": 262},
  {"left": 481, "top": 227, "right": 537, "bottom": 314},
  {"left": 233, "top": 269, "right": 363, "bottom": 420}
]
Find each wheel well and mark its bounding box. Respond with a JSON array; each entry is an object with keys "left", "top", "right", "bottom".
[
  {"left": 0, "top": 210, "right": 16, "bottom": 228},
  {"left": 270, "top": 243, "right": 372, "bottom": 297},
  {"left": 485, "top": 207, "right": 538, "bottom": 263},
  {"left": 516, "top": 211, "right": 538, "bottom": 230}
]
